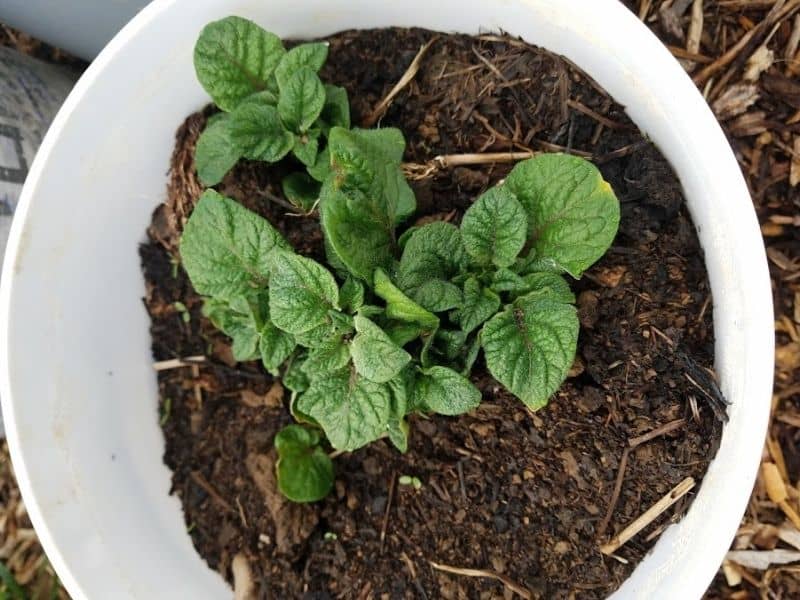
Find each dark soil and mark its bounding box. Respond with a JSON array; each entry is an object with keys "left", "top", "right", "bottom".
[{"left": 140, "top": 28, "right": 725, "bottom": 599}]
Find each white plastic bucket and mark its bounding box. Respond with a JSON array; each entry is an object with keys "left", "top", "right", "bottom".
[{"left": 0, "top": 1, "right": 773, "bottom": 598}]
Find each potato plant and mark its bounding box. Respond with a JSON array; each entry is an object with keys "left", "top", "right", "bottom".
[{"left": 182, "top": 16, "right": 620, "bottom": 502}]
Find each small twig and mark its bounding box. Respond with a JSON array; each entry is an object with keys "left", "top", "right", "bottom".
[
  {"left": 457, "top": 460, "right": 467, "bottom": 503},
  {"left": 363, "top": 38, "right": 437, "bottom": 127},
  {"left": 566, "top": 99, "right": 630, "bottom": 130},
  {"left": 628, "top": 418, "right": 686, "bottom": 448},
  {"left": 379, "top": 471, "right": 396, "bottom": 553},
  {"left": 402, "top": 151, "right": 536, "bottom": 180},
  {"left": 471, "top": 45, "right": 507, "bottom": 80},
  {"left": 401, "top": 552, "right": 429, "bottom": 600},
  {"left": 687, "top": 0, "right": 705, "bottom": 58},
  {"left": 594, "top": 141, "right": 650, "bottom": 164},
  {"left": 668, "top": 45, "right": 713, "bottom": 63},
  {"left": 598, "top": 418, "right": 689, "bottom": 539},
  {"left": 597, "top": 447, "right": 630, "bottom": 539},
  {"left": 429, "top": 561, "right": 532, "bottom": 599},
  {"left": 153, "top": 355, "right": 206, "bottom": 371},
  {"left": 600, "top": 477, "right": 696, "bottom": 555},
  {"left": 259, "top": 189, "right": 297, "bottom": 212},
  {"left": 472, "top": 111, "right": 533, "bottom": 151},
  {"left": 190, "top": 471, "right": 237, "bottom": 515},
  {"left": 685, "top": 372, "right": 722, "bottom": 405},
  {"left": 235, "top": 496, "right": 249, "bottom": 529}
]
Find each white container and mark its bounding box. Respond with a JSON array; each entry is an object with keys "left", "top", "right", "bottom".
[{"left": 0, "top": 1, "right": 773, "bottom": 598}]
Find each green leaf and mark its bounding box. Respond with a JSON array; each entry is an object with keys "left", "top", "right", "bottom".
[
  {"left": 386, "top": 370, "right": 411, "bottom": 452},
  {"left": 517, "top": 272, "right": 576, "bottom": 303},
  {"left": 374, "top": 269, "right": 439, "bottom": 330},
  {"left": 481, "top": 295, "right": 578, "bottom": 410},
  {"left": 461, "top": 185, "right": 527, "bottom": 267},
  {"left": 351, "top": 315, "right": 411, "bottom": 383},
  {"left": 463, "top": 333, "right": 482, "bottom": 375},
  {"left": 419, "top": 329, "right": 438, "bottom": 368},
  {"left": 383, "top": 321, "right": 425, "bottom": 346},
  {"left": 412, "top": 366, "right": 481, "bottom": 416},
  {"left": 307, "top": 146, "right": 331, "bottom": 182},
  {"left": 490, "top": 269, "right": 575, "bottom": 303},
  {"left": 435, "top": 329, "right": 467, "bottom": 360},
  {"left": 275, "top": 42, "right": 329, "bottom": 90},
  {"left": 387, "top": 418, "right": 409, "bottom": 452},
  {"left": 195, "top": 115, "right": 241, "bottom": 185},
  {"left": 398, "top": 222, "right": 468, "bottom": 292},
  {"left": 282, "top": 172, "right": 320, "bottom": 211},
  {"left": 259, "top": 322, "right": 296, "bottom": 372},
  {"left": 339, "top": 277, "right": 365, "bottom": 313},
  {"left": 180, "top": 190, "right": 289, "bottom": 299},
  {"left": 193, "top": 16, "right": 285, "bottom": 112},
  {"left": 411, "top": 279, "right": 463, "bottom": 312},
  {"left": 397, "top": 226, "right": 418, "bottom": 251},
  {"left": 297, "top": 369, "right": 394, "bottom": 451},
  {"left": 275, "top": 425, "right": 334, "bottom": 502},
  {"left": 513, "top": 252, "right": 562, "bottom": 276},
  {"left": 283, "top": 356, "right": 310, "bottom": 392},
  {"left": 268, "top": 249, "right": 340, "bottom": 334},
  {"left": 320, "top": 84, "right": 351, "bottom": 131},
  {"left": 237, "top": 89, "right": 279, "bottom": 108},
  {"left": 490, "top": 267, "right": 528, "bottom": 293},
  {"left": 292, "top": 132, "right": 320, "bottom": 167},
  {"left": 204, "top": 293, "right": 294, "bottom": 368},
  {"left": 278, "top": 68, "right": 326, "bottom": 132},
  {"left": 203, "top": 296, "right": 260, "bottom": 361},
  {"left": 505, "top": 154, "right": 620, "bottom": 277},
  {"left": 302, "top": 339, "right": 350, "bottom": 377},
  {"left": 293, "top": 311, "right": 353, "bottom": 348},
  {"left": 357, "top": 305, "right": 385, "bottom": 319},
  {"left": 327, "top": 127, "right": 414, "bottom": 225},
  {"left": 319, "top": 181, "right": 394, "bottom": 282},
  {"left": 451, "top": 277, "right": 500, "bottom": 334},
  {"left": 229, "top": 102, "right": 294, "bottom": 161}
]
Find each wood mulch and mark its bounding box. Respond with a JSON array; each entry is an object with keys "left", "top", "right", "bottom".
[{"left": 1, "top": 2, "right": 800, "bottom": 596}]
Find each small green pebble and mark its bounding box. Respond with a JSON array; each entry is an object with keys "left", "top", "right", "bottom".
[{"left": 398, "top": 475, "right": 413, "bottom": 486}]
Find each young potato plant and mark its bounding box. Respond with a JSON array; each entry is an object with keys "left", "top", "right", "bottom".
[
  {"left": 182, "top": 16, "right": 621, "bottom": 503},
  {"left": 193, "top": 16, "right": 350, "bottom": 209}
]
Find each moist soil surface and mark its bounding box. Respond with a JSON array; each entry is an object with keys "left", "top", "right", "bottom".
[{"left": 141, "top": 28, "right": 725, "bottom": 599}]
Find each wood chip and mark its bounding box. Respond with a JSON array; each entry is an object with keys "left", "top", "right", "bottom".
[
  {"left": 779, "top": 524, "right": 800, "bottom": 551},
  {"left": 790, "top": 137, "right": 800, "bottom": 186},
  {"left": 786, "top": 14, "right": 800, "bottom": 72},
  {"left": 232, "top": 553, "right": 256, "bottom": 600},
  {"left": 687, "top": 0, "right": 705, "bottom": 63},
  {"left": 722, "top": 560, "right": 743, "bottom": 587},
  {"left": 712, "top": 83, "right": 760, "bottom": 120},
  {"left": 743, "top": 44, "right": 775, "bottom": 81},
  {"left": 726, "top": 549, "right": 800, "bottom": 570}
]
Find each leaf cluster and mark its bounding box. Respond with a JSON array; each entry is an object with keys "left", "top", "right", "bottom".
[
  {"left": 193, "top": 16, "right": 350, "bottom": 211},
  {"left": 184, "top": 17, "right": 620, "bottom": 503}
]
